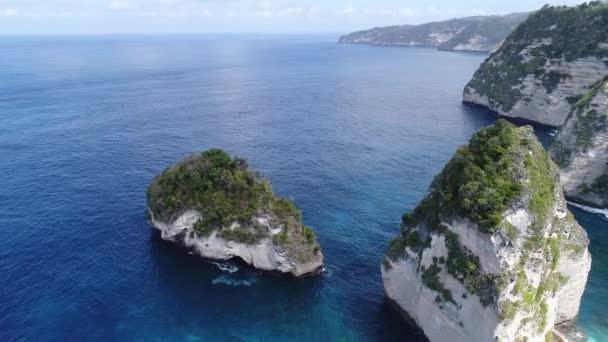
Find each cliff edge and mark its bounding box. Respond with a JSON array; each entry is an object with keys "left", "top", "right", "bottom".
[
  {"left": 551, "top": 79, "right": 608, "bottom": 208},
  {"left": 463, "top": 3, "right": 608, "bottom": 127},
  {"left": 382, "top": 120, "right": 591, "bottom": 342}
]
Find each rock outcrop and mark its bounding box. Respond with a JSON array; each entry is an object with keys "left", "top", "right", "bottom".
[
  {"left": 463, "top": 3, "right": 608, "bottom": 127},
  {"left": 339, "top": 13, "right": 528, "bottom": 52},
  {"left": 382, "top": 120, "right": 591, "bottom": 342},
  {"left": 550, "top": 79, "right": 608, "bottom": 208},
  {"left": 146, "top": 149, "right": 323, "bottom": 277}
]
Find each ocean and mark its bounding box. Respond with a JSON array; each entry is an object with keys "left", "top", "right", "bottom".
[{"left": 0, "top": 34, "right": 605, "bottom": 341}]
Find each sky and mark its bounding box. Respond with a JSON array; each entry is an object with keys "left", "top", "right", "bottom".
[{"left": 0, "top": 0, "right": 587, "bottom": 34}]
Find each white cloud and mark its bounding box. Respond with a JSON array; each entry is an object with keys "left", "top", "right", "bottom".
[
  {"left": 307, "top": 7, "right": 320, "bottom": 15},
  {"left": 471, "top": 8, "right": 488, "bottom": 15},
  {"left": 355, "top": 7, "right": 416, "bottom": 17},
  {"left": 398, "top": 8, "right": 415, "bottom": 17},
  {"left": 427, "top": 6, "right": 440, "bottom": 14},
  {"left": 1, "top": 8, "right": 18, "bottom": 17},
  {"left": 338, "top": 5, "right": 355, "bottom": 15},
  {"left": 256, "top": 9, "right": 273, "bottom": 17},
  {"left": 278, "top": 7, "right": 302, "bottom": 16},
  {"left": 110, "top": 1, "right": 130, "bottom": 10},
  {"left": 139, "top": 11, "right": 159, "bottom": 17},
  {"left": 362, "top": 9, "right": 393, "bottom": 16},
  {"left": 255, "top": 5, "right": 306, "bottom": 18},
  {"left": 257, "top": 0, "right": 272, "bottom": 10}
]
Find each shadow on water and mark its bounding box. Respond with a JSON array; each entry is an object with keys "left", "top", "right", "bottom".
[
  {"left": 139, "top": 234, "right": 336, "bottom": 340},
  {"left": 375, "top": 299, "right": 429, "bottom": 342},
  {"left": 461, "top": 102, "right": 557, "bottom": 146},
  {"left": 147, "top": 231, "right": 430, "bottom": 341}
]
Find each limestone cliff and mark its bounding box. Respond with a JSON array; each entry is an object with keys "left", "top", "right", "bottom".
[
  {"left": 339, "top": 13, "right": 528, "bottom": 52},
  {"left": 550, "top": 79, "right": 608, "bottom": 208},
  {"left": 146, "top": 149, "right": 323, "bottom": 277},
  {"left": 463, "top": 3, "right": 608, "bottom": 127},
  {"left": 382, "top": 120, "right": 591, "bottom": 342}
]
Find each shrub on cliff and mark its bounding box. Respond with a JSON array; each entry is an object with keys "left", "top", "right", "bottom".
[
  {"left": 146, "top": 149, "right": 309, "bottom": 245},
  {"left": 406, "top": 119, "right": 525, "bottom": 233},
  {"left": 465, "top": 2, "right": 608, "bottom": 112},
  {"left": 146, "top": 148, "right": 272, "bottom": 222}
]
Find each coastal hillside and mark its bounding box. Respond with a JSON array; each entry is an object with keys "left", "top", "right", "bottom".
[
  {"left": 551, "top": 78, "right": 608, "bottom": 208},
  {"left": 339, "top": 13, "right": 528, "bottom": 52},
  {"left": 146, "top": 149, "right": 324, "bottom": 277},
  {"left": 463, "top": 2, "right": 608, "bottom": 127},
  {"left": 382, "top": 120, "right": 591, "bottom": 342}
]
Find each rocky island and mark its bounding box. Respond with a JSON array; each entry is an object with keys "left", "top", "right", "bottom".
[
  {"left": 382, "top": 120, "right": 591, "bottom": 342},
  {"left": 463, "top": 2, "right": 608, "bottom": 209},
  {"left": 146, "top": 149, "right": 324, "bottom": 277},
  {"left": 551, "top": 78, "right": 608, "bottom": 208},
  {"left": 339, "top": 13, "right": 528, "bottom": 52},
  {"left": 463, "top": 2, "right": 608, "bottom": 127}
]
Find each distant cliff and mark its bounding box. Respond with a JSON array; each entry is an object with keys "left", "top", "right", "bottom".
[
  {"left": 339, "top": 13, "right": 528, "bottom": 52},
  {"left": 463, "top": 3, "right": 608, "bottom": 127},
  {"left": 382, "top": 120, "right": 591, "bottom": 342},
  {"left": 550, "top": 78, "right": 608, "bottom": 208},
  {"left": 146, "top": 149, "right": 324, "bottom": 277}
]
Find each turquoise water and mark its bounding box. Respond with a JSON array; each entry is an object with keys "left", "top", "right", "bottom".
[
  {"left": 0, "top": 34, "right": 605, "bottom": 341},
  {"left": 572, "top": 206, "right": 608, "bottom": 341}
]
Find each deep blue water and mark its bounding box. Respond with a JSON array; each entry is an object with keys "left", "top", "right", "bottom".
[{"left": 0, "top": 35, "right": 606, "bottom": 341}]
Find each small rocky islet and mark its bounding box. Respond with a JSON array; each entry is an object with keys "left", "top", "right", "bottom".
[{"left": 146, "top": 148, "right": 323, "bottom": 277}]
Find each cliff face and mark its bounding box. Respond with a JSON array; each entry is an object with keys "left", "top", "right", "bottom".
[
  {"left": 382, "top": 120, "right": 591, "bottom": 342},
  {"left": 463, "top": 3, "right": 608, "bottom": 127},
  {"left": 550, "top": 80, "right": 608, "bottom": 208},
  {"left": 146, "top": 149, "right": 323, "bottom": 277},
  {"left": 339, "top": 13, "right": 528, "bottom": 52},
  {"left": 150, "top": 210, "right": 323, "bottom": 277}
]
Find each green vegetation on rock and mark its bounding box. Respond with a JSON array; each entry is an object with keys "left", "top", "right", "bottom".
[
  {"left": 525, "top": 139, "right": 557, "bottom": 232},
  {"left": 550, "top": 78, "right": 608, "bottom": 203},
  {"left": 465, "top": 2, "right": 608, "bottom": 112},
  {"left": 147, "top": 148, "right": 320, "bottom": 250},
  {"left": 591, "top": 175, "right": 608, "bottom": 200},
  {"left": 538, "top": 301, "right": 548, "bottom": 333},
  {"left": 384, "top": 120, "right": 576, "bottom": 314},
  {"left": 575, "top": 77, "right": 608, "bottom": 109},
  {"left": 147, "top": 149, "right": 273, "bottom": 223},
  {"left": 549, "top": 140, "right": 572, "bottom": 169},
  {"left": 421, "top": 261, "right": 456, "bottom": 305},
  {"left": 339, "top": 13, "right": 528, "bottom": 52},
  {"left": 574, "top": 109, "right": 608, "bottom": 150},
  {"left": 499, "top": 299, "right": 521, "bottom": 322},
  {"left": 520, "top": 2, "right": 608, "bottom": 62},
  {"left": 407, "top": 119, "right": 525, "bottom": 233},
  {"left": 550, "top": 79, "right": 607, "bottom": 168},
  {"left": 445, "top": 231, "right": 499, "bottom": 306}
]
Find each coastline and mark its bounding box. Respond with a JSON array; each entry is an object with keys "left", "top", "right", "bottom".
[
  {"left": 567, "top": 201, "right": 608, "bottom": 220},
  {"left": 461, "top": 100, "right": 562, "bottom": 129},
  {"left": 148, "top": 210, "right": 325, "bottom": 278}
]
